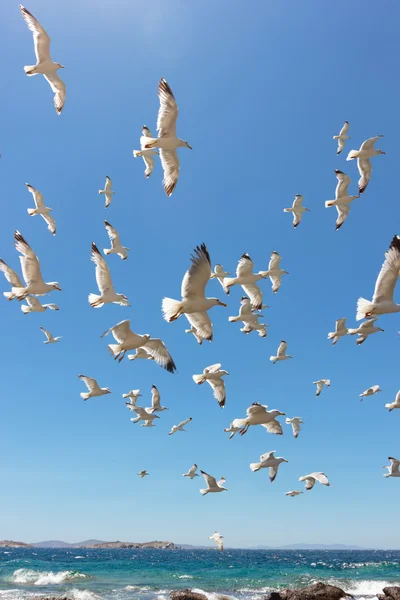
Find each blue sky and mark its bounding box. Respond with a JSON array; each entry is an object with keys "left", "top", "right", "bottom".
[{"left": 1, "top": 0, "right": 399, "bottom": 548}]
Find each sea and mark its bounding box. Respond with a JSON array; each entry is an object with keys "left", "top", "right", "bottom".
[{"left": 0, "top": 548, "right": 399, "bottom": 600}]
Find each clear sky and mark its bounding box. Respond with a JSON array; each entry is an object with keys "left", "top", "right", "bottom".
[{"left": 1, "top": 0, "right": 400, "bottom": 549}]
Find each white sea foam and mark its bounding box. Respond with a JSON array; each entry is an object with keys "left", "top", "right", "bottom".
[
  {"left": 344, "top": 580, "right": 392, "bottom": 597},
  {"left": 192, "top": 588, "right": 239, "bottom": 600},
  {"left": 178, "top": 575, "right": 194, "bottom": 579},
  {"left": 9, "top": 567, "right": 89, "bottom": 585},
  {"left": 69, "top": 590, "right": 105, "bottom": 600}
]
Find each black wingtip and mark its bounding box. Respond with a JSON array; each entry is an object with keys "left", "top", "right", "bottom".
[
  {"left": 390, "top": 235, "right": 400, "bottom": 253},
  {"left": 104, "top": 220, "right": 111, "bottom": 227},
  {"left": 91, "top": 242, "right": 101, "bottom": 255},
  {"left": 241, "top": 253, "right": 251, "bottom": 260}
]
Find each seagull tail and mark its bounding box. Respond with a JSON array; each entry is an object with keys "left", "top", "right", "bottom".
[
  {"left": 333, "top": 135, "right": 340, "bottom": 140},
  {"left": 20, "top": 304, "right": 31, "bottom": 314},
  {"left": 250, "top": 462, "right": 262, "bottom": 472},
  {"left": 283, "top": 208, "right": 292, "bottom": 213},
  {"left": 269, "top": 356, "right": 277, "bottom": 364},
  {"left": 80, "top": 392, "right": 90, "bottom": 400},
  {"left": 325, "top": 200, "right": 336, "bottom": 208},
  {"left": 192, "top": 374, "right": 206, "bottom": 385},
  {"left": 347, "top": 329, "right": 358, "bottom": 335},
  {"left": 103, "top": 248, "right": 111, "bottom": 255},
  {"left": 356, "top": 298, "right": 374, "bottom": 321},
  {"left": 223, "top": 277, "right": 237, "bottom": 291},
  {"left": 228, "top": 316, "right": 240, "bottom": 322},
  {"left": 162, "top": 297, "right": 183, "bottom": 322},
  {"left": 27, "top": 208, "right": 37, "bottom": 215},
  {"left": 107, "top": 344, "right": 121, "bottom": 358},
  {"left": 200, "top": 489, "right": 209, "bottom": 496},
  {"left": 133, "top": 150, "right": 143, "bottom": 158},
  {"left": 24, "top": 65, "right": 38, "bottom": 76},
  {"left": 88, "top": 293, "right": 103, "bottom": 308},
  {"left": 3, "top": 291, "right": 16, "bottom": 300},
  {"left": 385, "top": 404, "right": 394, "bottom": 411},
  {"left": 346, "top": 150, "right": 359, "bottom": 161}
]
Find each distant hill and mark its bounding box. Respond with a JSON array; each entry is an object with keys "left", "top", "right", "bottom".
[
  {"left": 31, "top": 540, "right": 176, "bottom": 549},
  {"left": 33, "top": 539, "right": 105, "bottom": 548},
  {"left": 0, "top": 540, "right": 32, "bottom": 548}
]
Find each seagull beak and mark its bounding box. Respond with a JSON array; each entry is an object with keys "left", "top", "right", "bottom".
[
  {"left": 187, "top": 144, "right": 193, "bottom": 150},
  {"left": 219, "top": 302, "right": 227, "bottom": 307}
]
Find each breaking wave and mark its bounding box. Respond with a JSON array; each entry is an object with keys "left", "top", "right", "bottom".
[{"left": 9, "top": 567, "right": 89, "bottom": 585}]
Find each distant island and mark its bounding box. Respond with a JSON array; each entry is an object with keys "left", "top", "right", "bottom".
[
  {"left": 0, "top": 541, "right": 32, "bottom": 547},
  {"left": 0, "top": 539, "right": 176, "bottom": 549}
]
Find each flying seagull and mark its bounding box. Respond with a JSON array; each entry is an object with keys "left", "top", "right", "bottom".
[
  {"left": 183, "top": 464, "right": 199, "bottom": 479},
  {"left": 347, "top": 135, "right": 385, "bottom": 194},
  {"left": 249, "top": 450, "right": 288, "bottom": 482},
  {"left": 142, "top": 79, "right": 192, "bottom": 196},
  {"left": 169, "top": 417, "right": 192, "bottom": 435},
  {"left": 101, "top": 319, "right": 176, "bottom": 372},
  {"left": 40, "top": 325, "right": 61, "bottom": 344},
  {"left": 224, "top": 254, "right": 267, "bottom": 309},
  {"left": 210, "top": 264, "right": 230, "bottom": 290},
  {"left": 123, "top": 389, "right": 142, "bottom": 408},
  {"left": 286, "top": 490, "right": 303, "bottom": 497},
  {"left": 0, "top": 259, "right": 25, "bottom": 300},
  {"left": 162, "top": 244, "right": 227, "bottom": 343},
  {"left": 327, "top": 318, "right": 348, "bottom": 346},
  {"left": 360, "top": 385, "right": 382, "bottom": 400},
  {"left": 208, "top": 532, "right": 224, "bottom": 552},
  {"left": 98, "top": 177, "right": 115, "bottom": 208},
  {"left": 103, "top": 221, "right": 129, "bottom": 260},
  {"left": 130, "top": 406, "right": 160, "bottom": 427},
  {"left": 283, "top": 195, "right": 310, "bottom": 228},
  {"left": 128, "top": 347, "right": 156, "bottom": 363},
  {"left": 133, "top": 126, "right": 159, "bottom": 178},
  {"left": 78, "top": 375, "right": 111, "bottom": 401},
  {"left": 21, "top": 296, "right": 59, "bottom": 314},
  {"left": 231, "top": 403, "right": 285, "bottom": 436},
  {"left": 25, "top": 183, "right": 56, "bottom": 235},
  {"left": 224, "top": 423, "right": 242, "bottom": 439},
  {"left": 348, "top": 318, "right": 384, "bottom": 345},
  {"left": 270, "top": 340, "right": 293, "bottom": 364},
  {"left": 333, "top": 121, "right": 350, "bottom": 155},
  {"left": 383, "top": 457, "right": 400, "bottom": 478},
  {"left": 19, "top": 5, "right": 66, "bottom": 114},
  {"left": 299, "top": 472, "right": 330, "bottom": 491},
  {"left": 229, "top": 297, "right": 268, "bottom": 337},
  {"left": 89, "top": 243, "right": 130, "bottom": 308},
  {"left": 138, "top": 470, "right": 149, "bottom": 478},
  {"left": 185, "top": 326, "right": 203, "bottom": 345},
  {"left": 261, "top": 251, "right": 289, "bottom": 293},
  {"left": 148, "top": 385, "right": 168, "bottom": 412},
  {"left": 325, "top": 170, "right": 359, "bottom": 230},
  {"left": 285, "top": 417, "right": 304, "bottom": 438},
  {"left": 356, "top": 235, "right": 400, "bottom": 321},
  {"left": 313, "top": 379, "right": 331, "bottom": 397},
  {"left": 192, "top": 363, "right": 229, "bottom": 408},
  {"left": 385, "top": 391, "right": 400, "bottom": 412},
  {"left": 200, "top": 471, "right": 227, "bottom": 495}
]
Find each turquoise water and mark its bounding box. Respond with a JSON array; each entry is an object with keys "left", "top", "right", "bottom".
[{"left": 0, "top": 548, "right": 399, "bottom": 600}]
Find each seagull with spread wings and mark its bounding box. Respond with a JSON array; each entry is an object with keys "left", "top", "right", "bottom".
[
  {"left": 128, "top": 347, "right": 156, "bottom": 363},
  {"left": 130, "top": 406, "right": 160, "bottom": 427},
  {"left": 348, "top": 318, "right": 384, "bottom": 345},
  {"left": 25, "top": 183, "right": 56, "bottom": 235},
  {"left": 299, "top": 472, "right": 330, "bottom": 491},
  {"left": 260, "top": 251, "right": 289, "bottom": 294},
  {"left": 142, "top": 79, "right": 192, "bottom": 196},
  {"left": 224, "top": 423, "right": 242, "bottom": 439},
  {"left": 283, "top": 195, "right": 310, "bottom": 228},
  {"left": 333, "top": 121, "right": 350, "bottom": 155},
  {"left": 229, "top": 297, "right": 268, "bottom": 338},
  {"left": 123, "top": 389, "right": 142, "bottom": 409},
  {"left": 19, "top": 5, "right": 66, "bottom": 114},
  {"left": 360, "top": 385, "right": 382, "bottom": 400},
  {"left": 285, "top": 417, "right": 304, "bottom": 438},
  {"left": 210, "top": 264, "right": 230, "bottom": 290},
  {"left": 148, "top": 385, "right": 168, "bottom": 412},
  {"left": 88, "top": 243, "right": 130, "bottom": 308},
  {"left": 325, "top": 170, "right": 360, "bottom": 230},
  {"left": 347, "top": 135, "right": 385, "bottom": 194},
  {"left": 162, "top": 244, "right": 227, "bottom": 343},
  {"left": 193, "top": 364, "right": 229, "bottom": 408},
  {"left": 138, "top": 470, "right": 149, "bottom": 478},
  {"left": 21, "top": 296, "right": 59, "bottom": 314},
  {"left": 103, "top": 221, "right": 129, "bottom": 260},
  {"left": 0, "top": 259, "right": 24, "bottom": 300},
  {"left": 185, "top": 326, "right": 204, "bottom": 345},
  {"left": 224, "top": 254, "right": 267, "bottom": 310},
  {"left": 101, "top": 319, "right": 176, "bottom": 372},
  {"left": 169, "top": 417, "right": 192, "bottom": 435},
  {"left": 327, "top": 318, "right": 348, "bottom": 345},
  {"left": 40, "top": 326, "right": 61, "bottom": 344},
  {"left": 313, "top": 379, "right": 331, "bottom": 397},
  {"left": 383, "top": 457, "right": 400, "bottom": 478},
  {"left": 231, "top": 403, "right": 285, "bottom": 436},
  {"left": 356, "top": 235, "right": 400, "bottom": 320},
  {"left": 200, "top": 471, "right": 227, "bottom": 495},
  {"left": 270, "top": 340, "right": 293, "bottom": 364},
  {"left": 286, "top": 490, "right": 303, "bottom": 497},
  {"left": 385, "top": 391, "right": 400, "bottom": 412},
  {"left": 209, "top": 532, "right": 224, "bottom": 551},
  {"left": 78, "top": 375, "right": 111, "bottom": 401},
  {"left": 98, "top": 177, "right": 115, "bottom": 208},
  {"left": 183, "top": 464, "right": 199, "bottom": 479},
  {"left": 133, "top": 126, "right": 159, "bottom": 178},
  {"left": 250, "top": 450, "right": 288, "bottom": 482}
]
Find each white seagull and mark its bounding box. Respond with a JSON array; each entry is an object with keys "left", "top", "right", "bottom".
[
  {"left": 78, "top": 375, "right": 111, "bottom": 401},
  {"left": 101, "top": 319, "right": 176, "bottom": 372},
  {"left": 325, "top": 170, "right": 360, "bottom": 230},
  {"left": 148, "top": 384, "right": 168, "bottom": 412},
  {"left": 21, "top": 296, "right": 59, "bottom": 314},
  {"left": 89, "top": 243, "right": 130, "bottom": 308},
  {"left": 360, "top": 385, "right": 382, "bottom": 400},
  {"left": 249, "top": 450, "right": 288, "bottom": 482},
  {"left": 285, "top": 417, "right": 304, "bottom": 438},
  {"left": 224, "top": 423, "right": 242, "bottom": 439},
  {"left": 192, "top": 363, "right": 229, "bottom": 408},
  {"left": 229, "top": 296, "right": 268, "bottom": 337},
  {"left": 261, "top": 251, "right": 289, "bottom": 293},
  {"left": 286, "top": 490, "right": 303, "bottom": 497},
  {"left": 123, "top": 389, "right": 142, "bottom": 407},
  {"left": 142, "top": 79, "right": 192, "bottom": 196},
  {"left": 133, "top": 126, "right": 159, "bottom": 178},
  {"left": 20, "top": 5, "right": 66, "bottom": 115},
  {"left": 210, "top": 264, "right": 230, "bottom": 290},
  {"left": 224, "top": 254, "right": 267, "bottom": 310},
  {"left": 138, "top": 470, "right": 149, "bottom": 478},
  {"left": 200, "top": 471, "right": 227, "bottom": 495},
  {"left": 185, "top": 326, "right": 203, "bottom": 345},
  {"left": 327, "top": 318, "right": 348, "bottom": 346},
  {"left": 283, "top": 195, "right": 310, "bottom": 228},
  {"left": 348, "top": 318, "right": 384, "bottom": 345},
  {"left": 128, "top": 347, "right": 156, "bottom": 363},
  {"left": 383, "top": 457, "right": 400, "bottom": 478},
  {"left": 313, "top": 379, "right": 331, "bottom": 397},
  {"left": 98, "top": 177, "right": 115, "bottom": 208},
  {"left": 183, "top": 464, "right": 199, "bottom": 479},
  {"left": 12, "top": 231, "right": 61, "bottom": 300},
  {"left": 347, "top": 135, "right": 385, "bottom": 194},
  {"left": 0, "top": 259, "right": 24, "bottom": 300},
  {"left": 356, "top": 235, "right": 400, "bottom": 321},
  {"left": 40, "top": 325, "right": 61, "bottom": 344},
  {"left": 299, "top": 472, "right": 330, "bottom": 491},
  {"left": 162, "top": 244, "right": 227, "bottom": 343},
  {"left": 333, "top": 121, "right": 350, "bottom": 155},
  {"left": 25, "top": 183, "right": 56, "bottom": 235},
  {"left": 169, "top": 417, "right": 192, "bottom": 435},
  {"left": 208, "top": 532, "right": 224, "bottom": 552},
  {"left": 270, "top": 340, "right": 293, "bottom": 364},
  {"left": 103, "top": 221, "right": 129, "bottom": 260},
  {"left": 385, "top": 391, "right": 400, "bottom": 412},
  {"left": 231, "top": 403, "right": 285, "bottom": 436},
  {"left": 130, "top": 406, "right": 160, "bottom": 427}
]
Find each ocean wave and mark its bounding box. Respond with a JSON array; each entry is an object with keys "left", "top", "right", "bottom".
[
  {"left": 0, "top": 590, "right": 103, "bottom": 600},
  {"left": 192, "top": 588, "right": 239, "bottom": 600},
  {"left": 343, "top": 580, "right": 392, "bottom": 597},
  {"left": 178, "top": 575, "right": 194, "bottom": 579},
  {"left": 9, "top": 567, "right": 89, "bottom": 585}
]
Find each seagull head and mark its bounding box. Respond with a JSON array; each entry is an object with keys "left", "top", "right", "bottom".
[
  {"left": 377, "top": 150, "right": 386, "bottom": 155},
  {"left": 213, "top": 298, "right": 227, "bottom": 307},
  {"left": 49, "top": 282, "right": 62, "bottom": 291},
  {"left": 105, "top": 388, "right": 111, "bottom": 394}
]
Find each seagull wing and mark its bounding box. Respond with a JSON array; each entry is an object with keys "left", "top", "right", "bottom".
[
  {"left": 26, "top": 296, "right": 41, "bottom": 308},
  {"left": 101, "top": 320, "right": 133, "bottom": 342},
  {"left": 335, "top": 318, "right": 347, "bottom": 333},
  {"left": 236, "top": 254, "right": 254, "bottom": 277},
  {"left": 142, "top": 338, "right": 177, "bottom": 373},
  {"left": 335, "top": 204, "right": 350, "bottom": 230},
  {"left": 292, "top": 195, "right": 304, "bottom": 209},
  {"left": 302, "top": 476, "right": 316, "bottom": 490},
  {"left": 14, "top": 231, "right": 44, "bottom": 286},
  {"left": 389, "top": 457, "right": 400, "bottom": 472},
  {"left": 26, "top": 184, "right": 45, "bottom": 209},
  {"left": 277, "top": 341, "right": 288, "bottom": 357},
  {"left": 132, "top": 406, "right": 148, "bottom": 418},
  {"left": 204, "top": 363, "right": 222, "bottom": 374},
  {"left": 372, "top": 236, "right": 400, "bottom": 303},
  {"left": 268, "top": 252, "right": 281, "bottom": 271},
  {"left": 41, "top": 212, "right": 56, "bottom": 235},
  {"left": 291, "top": 419, "right": 301, "bottom": 438},
  {"left": 262, "top": 420, "right": 283, "bottom": 435},
  {"left": 269, "top": 466, "right": 279, "bottom": 482},
  {"left": 40, "top": 325, "right": 51, "bottom": 340},
  {"left": 181, "top": 244, "right": 211, "bottom": 300},
  {"left": 359, "top": 317, "right": 378, "bottom": 330},
  {"left": 208, "top": 378, "right": 226, "bottom": 408},
  {"left": 0, "top": 259, "right": 24, "bottom": 288},
  {"left": 43, "top": 72, "right": 66, "bottom": 115},
  {"left": 105, "top": 177, "right": 113, "bottom": 191},
  {"left": 310, "top": 472, "right": 330, "bottom": 486},
  {"left": 160, "top": 149, "right": 180, "bottom": 197},
  {"left": 178, "top": 417, "right": 192, "bottom": 428},
  {"left": 151, "top": 385, "right": 161, "bottom": 409},
  {"left": 157, "top": 78, "right": 178, "bottom": 137},
  {"left": 339, "top": 122, "right": 349, "bottom": 136},
  {"left": 269, "top": 274, "right": 282, "bottom": 294},
  {"left": 247, "top": 403, "right": 268, "bottom": 417},
  {"left": 20, "top": 5, "right": 52, "bottom": 63},
  {"left": 335, "top": 170, "right": 351, "bottom": 198},
  {"left": 185, "top": 312, "right": 213, "bottom": 342},
  {"left": 188, "top": 464, "right": 198, "bottom": 476},
  {"left": 242, "top": 283, "right": 262, "bottom": 310},
  {"left": 78, "top": 375, "right": 99, "bottom": 392},
  {"left": 140, "top": 126, "right": 154, "bottom": 147},
  {"left": 260, "top": 450, "right": 275, "bottom": 462},
  {"left": 360, "top": 135, "right": 383, "bottom": 151},
  {"left": 104, "top": 221, "right": 121, "bottom": 249},
  {"left": 91, "top": 243, "right": 114, "bottom": 294},
  {"left": 200, "top": 470, "right": 217, "bottom": 488},
  {"left": 357, "top": 158, "right": 372, "bottom": 194}
]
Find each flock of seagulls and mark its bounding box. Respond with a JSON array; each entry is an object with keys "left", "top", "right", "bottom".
[{"left": 2, "top": 4, "right": 398, "bottom": 550}]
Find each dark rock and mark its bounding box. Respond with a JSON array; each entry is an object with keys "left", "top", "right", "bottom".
[
  {"left": 379, "top": 588, "right": 400, "bottom": 600},
  {"left": 265, "top": 582, "right": 351, "bottom": 600},
  {"left": 170, "top": 590, "right": 208, "bottom": 600}
]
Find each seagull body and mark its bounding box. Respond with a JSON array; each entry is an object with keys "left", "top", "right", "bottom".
[
  {"left": 347, "top": 135, "right": 385, "bottom": 194},
  {"left": 241, "top": 321, "right": 268, "bottom": 338},
  {"left": 185, "top": 326, "right": 203, "bottom": 345},
  {"left": 148, "top": 384, "right": 168, "bottom": 412},
  {"left": 78, "top": 374, "right": 111, "bottom": 401},
  {"left": 384, "top": 457, "right": 400, "bottom": 478},
  {"left": 200, "top": 471, "right": 227, "bottom": 495},
  {"left": 123, "top": 389, "right": 142, "bottom": 408},
  {"left": 101, "top": 319, "right": 176, "bottom": 372},
  {"left": 231, "top": 403, "right": 285, "bottom": 436},
  {"left": 40, "top": 325, "right": 61, "bottom": 344},
  {"left": 249, "top": 450, "right": 288, "bottom": 482},
  {"left": 209, "top": 532, "right": 224, "bottom": 552},
  {"left": 183, "top": 464, "right": 199, "bottom": 479},
  {"left": 98, "top": 177, "right": 115, "bottom": 208},
  {"left": 385, "top": 391, "right": 400, "bottom": 412},
  {"left": 270, "top": 340, "right": 292, "bottom": 364},
  {"left": 333, "top": 121, "right": 350, "bottom": 155},
  {"left": 325, "top": 170, "right": 359, "bottom": 230},
  {"left": 313, "top": 379, "right": 331, "bottom": 397},
  {"left": 283, "top": 195, "right": 310, "bottom": 228},
  {"left": 356, "top": 235, "right": 400, "bottom": 321},
  {"left": 224, "top": 423, "right": 242, "bottom": 439},
  {"left": 286, "top": 417, "right": 304, "bottom": 438},
  {"left": 192, "top": 363, "right": 229, "bottom": 408},
  {"left": 286, "top": 490, "right": 303, "bottom": 497},
  {"left": 138, "top": 470, "right": 149, "bottom": 478},
  {"left": 20, "top": 5, "right": 66, "bottom": 114},
  {"left": 142, "top": 79, "right": 192, "bottom": 196},
  {"left": 103, "top": 221, "right": 129, "bottom": 260},
  {"left": 224, "top": 254, "right": 267, "bottom": 310},
  {"left": 128, "top": 348, "right": 156, "bottom": 363},
  {"left": 360, "top": 385, "right": 382, "bottom": 400},
  {"left": 327, "top": 318, "right": 348, "bottom": 346},
  {"left": 210, "top": 264, "right": 230, "bottom": 289},
  {"left": 133, "top": 126, "right": 159, "bottom": 178},
  {"left": 299, "top": 472, "right": 330, "bottom": 491},
  {"left": 21, "top": 296, "right": 59, "bottom": 314},
  {"left": 11, "top": 231, "right": 61, "bottom": 300},
  {"left": 229, "top": 297, "right": 268, "bottom": 337},
  {"left": 0, "top": 259, "right": 24, "bottom": 300},
  {"left": 348, "top": 318, "right": 383, "bottom": 345},
  {"left": 169, "top": 417, "right": 192, "bottom": 435},
  {"left": 89, "top": 243, "right": 130, "bottom": 308},
  {"left": 130, "top": 406, "right": 160, "bottom": 427},
  {"left": 25, "top": 184, "right": 56, "bottom": 235},
  {"left": 162, "top": 244, "right": 227, "bottom": 343},
  {"left": 260, "top": 252, "right": 289, "bottom": 293}
]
